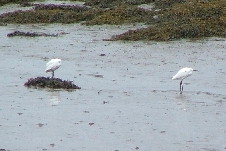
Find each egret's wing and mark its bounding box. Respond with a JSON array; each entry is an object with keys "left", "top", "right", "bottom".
[
  {"left": 46, "top": 60, "right": 57, "bottom": 72},
  {"left": 45, "top": 59, "right": 61, "bottom": 72},
  {"left": 172, "top": 71, "right": 186, "bottom": 80},
  {"left": 172, "top": 68, "right": 192, "bottom": 80}
]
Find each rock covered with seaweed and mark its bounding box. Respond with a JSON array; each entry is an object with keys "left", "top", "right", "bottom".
[
  {"left": 7, "top": 31, "right": 60, "bottom": 37},
  {"left": 24, "top": 77, "right": 81, "bottom": 89}
]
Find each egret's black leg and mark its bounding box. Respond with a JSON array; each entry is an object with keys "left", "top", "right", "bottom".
[
  {"left": 180, "top": 80, "right": 183, "bottom": 94},
  {"left": 52, "top": 71, "right": 54, "bottom": 79}
]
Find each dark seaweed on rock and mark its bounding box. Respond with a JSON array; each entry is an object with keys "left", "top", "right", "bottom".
[
  {"left": 110, "top": 0, "right": 226, "bottom": 41},
  {"left": 24, "top": 77, "right": 81, "bottom": 89},
  {"left": 7, "top": 31, "right": 59, "bottom": 37},
  {"left": 84, "top": 0, "right": 155, "bottom": 8},
  {"left": 34, "top": 4, "right": 89, "bottom": 11}
]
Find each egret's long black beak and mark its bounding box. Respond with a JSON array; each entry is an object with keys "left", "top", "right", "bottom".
[{"left": 193, "top": 69, "right": 198, "bottom": 71}]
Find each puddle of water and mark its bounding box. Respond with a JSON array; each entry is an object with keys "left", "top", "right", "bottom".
[{"left": 0, "top": 23, "right": 226, "bottom": 151}]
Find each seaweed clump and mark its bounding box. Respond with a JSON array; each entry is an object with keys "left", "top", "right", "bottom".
[
  {"left": 0, "top": 4, "right": 92, "bottom": 24},
  {"left": 84, "top": 0, "right": 155, "bottom": 8},
  {"left": 110, "top": 0, "right": 226, "bottom": 41},
  {"left": 7, "top": 31, "right": 59, "bottom": 37},
  {"left": 85, "top": 5, "right": 153, "bottom": 25},
  {"left": 0, "top": 3, "right": 153, "bottom": 25},
  {"left": 24, "top": 77, "right": 81, "bottom": 89}
]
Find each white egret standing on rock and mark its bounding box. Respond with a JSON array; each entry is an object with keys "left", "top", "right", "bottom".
[
  {"left": 172, "top": 67, "right": 197, "bottom": 94},
  {"left": 45, "top": 58, "right": 61, "bottom": 78}
]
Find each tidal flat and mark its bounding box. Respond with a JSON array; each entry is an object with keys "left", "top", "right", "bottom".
[
  {"left": 0, "top": 23, "right": 226, "bottom": 151},
  {"left": 0, "top": 1, "right": 226, "bottom": 151}
]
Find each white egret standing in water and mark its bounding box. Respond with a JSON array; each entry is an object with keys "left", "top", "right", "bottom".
[
  {"left": 172, "top": 67, "right": 197, "bottom": 94},
  {"left": 45, "top": 58, "right": 61, "bottom": 78}
]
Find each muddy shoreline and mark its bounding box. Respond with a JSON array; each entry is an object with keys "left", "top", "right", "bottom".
[
  {"left": 0, "top": 0, "right": 225, "bottom": 41},
  {"left": 0, "top": 23, "right": 226, "bottom": 150},
  {"left": 0, "top": 1, "right": 226, "bottom": 151}
]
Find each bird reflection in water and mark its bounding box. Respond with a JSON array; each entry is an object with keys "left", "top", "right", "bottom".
[{"left": 48, "top": 90, "right": 61, "bottom": 105}]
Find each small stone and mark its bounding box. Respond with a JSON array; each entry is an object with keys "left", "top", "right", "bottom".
[
  {"left": 100, "top": 54, "right": 106, "bottom": 56},
  {"left": 89, "top": 123, "right": 94, "bottom": 126}
]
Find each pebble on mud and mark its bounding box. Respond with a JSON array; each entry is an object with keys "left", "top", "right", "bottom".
[
  {"left": 24, "top": 77, "right": 81, "bottom": 89},
  {"left": 99, "top": 53, "right": 106, "bottom": 56},
  {"left": 89, "top": 123, "right": 95, "bottom": 126}
]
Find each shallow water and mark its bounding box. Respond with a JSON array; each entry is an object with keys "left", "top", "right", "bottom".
[{"left": 0, "top": 23, "right": 226, "bottom": 151}]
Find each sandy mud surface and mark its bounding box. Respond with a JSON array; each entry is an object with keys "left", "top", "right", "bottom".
[{"left": 0, "top": 22, "right": 226, "bottom": 151}]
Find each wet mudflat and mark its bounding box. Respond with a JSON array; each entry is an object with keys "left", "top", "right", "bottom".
[{"left": 0, "top": 23, "right": 226, "bottom": 151}]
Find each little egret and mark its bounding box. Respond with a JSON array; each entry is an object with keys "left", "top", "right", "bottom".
[
  {"left": 172, "top": 67, "right": 197, "bottom": 94},
  {"left": 45, "top": 58, "right": 61, "bottom": 78}
]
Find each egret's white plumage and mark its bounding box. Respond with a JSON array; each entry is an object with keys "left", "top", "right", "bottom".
[
  {"left": 45, "top": 58, "right": 61, "bottom": 78},
  {"left": 172, "top": 67, "right": 195, "bottom": 94},
  {"left": 172, "top": 67, "right": 193, "bottom": 80}
]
